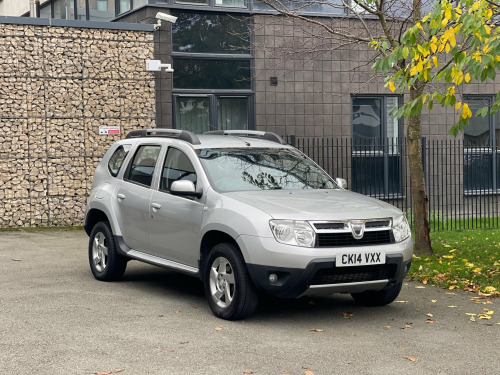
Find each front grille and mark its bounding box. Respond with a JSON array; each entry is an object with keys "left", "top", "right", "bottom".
[
  {"left": 365, "top": 220, "right": 390, "bottom": 228},
  {"left": 317, "top": 230, "right": 392, "bottom": 247},
  {"left": 310, "top": 264, "right": 398, "bottom": 285}
]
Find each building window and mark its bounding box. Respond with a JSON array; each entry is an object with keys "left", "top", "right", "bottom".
[
  {"left": 171, "top": 11, "right": 253, "bottom": 132},
  {"left": 252, "top": 0, "right": 346, "bottom": 13},
  {"left": 174, "top": 95, "right": 250, "bottom": 133},
  {"left": 463, "top": 96, "right": 500, "bottom": 193},
  {"left": 351, "top": 95, "right": 402, "bottom": 197}
]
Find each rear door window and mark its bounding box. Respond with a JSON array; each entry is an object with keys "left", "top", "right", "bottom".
[{"left": 125, "top": 145, "right": 161, "bottom": 187}]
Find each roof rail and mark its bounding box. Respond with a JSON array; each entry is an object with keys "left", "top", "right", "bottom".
[
  {"left": 126, "top": 129, "right": 201, "bottom": 145},
  {"left": 204, "top": 130, "right": 286, "bottom": 145}
]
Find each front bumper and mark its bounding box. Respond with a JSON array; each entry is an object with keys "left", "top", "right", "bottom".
[{"left": 246, "top": 254, "right": 411, "bottom": 298}]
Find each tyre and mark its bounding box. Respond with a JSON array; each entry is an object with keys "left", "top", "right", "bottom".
[
  {"left": 88, "top": 221, "right": 127, "bottom": 281},
  {"left": 204, "top": 242, "right": 259, "bottom": 320},
  {"left": 351, "top": 281, "right": 403, "bottom": 306}
]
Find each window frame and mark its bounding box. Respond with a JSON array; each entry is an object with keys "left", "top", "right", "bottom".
[
  {"left": 350, "top": 94, "right": 404, "bottom": 199},
  {"left": 463, "top": 94, "right": 499, "bottom": 194}
]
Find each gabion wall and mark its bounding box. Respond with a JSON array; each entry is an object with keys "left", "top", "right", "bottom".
[{"left": 0, "top": 22, "right": 155, "bottom": 227}]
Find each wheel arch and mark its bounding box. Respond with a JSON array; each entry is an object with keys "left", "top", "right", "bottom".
[
  {"left": 199, "top": 230, "right": 239, "bottom": 280},
  {"left": 85, "top": 208, "right": 110, "bottom": 236}
]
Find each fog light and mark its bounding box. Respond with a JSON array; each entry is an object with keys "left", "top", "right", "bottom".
[{"left": 269, "top": 273, "right": 278, "bottom": 284}]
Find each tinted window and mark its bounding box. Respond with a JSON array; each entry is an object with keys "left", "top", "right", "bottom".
[
  {"left": 126, "top": 145, "right": 161, "bottom": 187},
  {"left": 172, "top": 12, "right": 250, "bottom": 54},
  {"left": 199, "top": 148, "right": 335, "bottom": 192},
  {"left": 161, "top": 148, "right": 197, "bottom": 192},
  {"left": 173, "top": 58, "right": 251, "bottom": 90},
  {"left": 108, "top": 145, "right": 131, "bottom": 177}
]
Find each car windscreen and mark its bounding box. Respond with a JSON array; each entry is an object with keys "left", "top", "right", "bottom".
[{"left": 198, "top": 148, "right": 337, "bottom": 192}]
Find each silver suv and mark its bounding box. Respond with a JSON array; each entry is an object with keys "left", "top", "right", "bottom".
[{"left": 85, "top": 129, "right": 413, "bottom": 320}]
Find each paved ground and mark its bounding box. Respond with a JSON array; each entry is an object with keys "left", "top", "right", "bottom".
[{"left": 0, "top": 228, "right": 499, "bottom": 375}]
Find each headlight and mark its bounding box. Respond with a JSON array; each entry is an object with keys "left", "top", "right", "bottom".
[
  {"left": 269, "top": 220, "right": 316, "bottom": 247},
  {"left": 393, "top": 215, "right": 411, "bottom": 243}
]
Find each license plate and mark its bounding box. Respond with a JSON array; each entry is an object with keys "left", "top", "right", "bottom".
[{"left": 336, "top": 250, "right": 386, "bottom": 267}]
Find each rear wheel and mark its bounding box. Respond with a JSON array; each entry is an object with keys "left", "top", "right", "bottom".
[
  {"left": 88, "top": 221, "right": 127, "bottom": 281},
  {"left": 351, "top": 281, "right": 403, "bottom": 306},
  {"left": 204, "top": 243, "right": 259, "bottom": 320}
]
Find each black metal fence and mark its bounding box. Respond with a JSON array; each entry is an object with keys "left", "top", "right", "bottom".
[{"left": 285, "top": 136, "right": 500, "bottom": 232}]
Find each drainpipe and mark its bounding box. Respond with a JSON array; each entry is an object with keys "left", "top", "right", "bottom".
[{"left": 30, "top": 0, "right": 40, "bottom": 18}]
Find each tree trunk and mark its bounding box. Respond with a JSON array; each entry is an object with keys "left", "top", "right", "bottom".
[{"left": 408, "top": 85, "right": 433, "bottom": 255}]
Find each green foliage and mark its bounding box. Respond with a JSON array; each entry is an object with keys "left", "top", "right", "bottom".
[{"left": 372, "top": 0, "right": 500, "bottom": 136}]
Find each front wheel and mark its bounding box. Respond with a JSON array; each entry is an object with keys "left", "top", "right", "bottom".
[
  {"left": 88, "top": 221, "right": 127, "bottom": 281},
  {"left": 351, "top": 281, "right": 403, "bottom": 306},
  {"left": 204, "top": 243, "right": 259, "bottom": 320}
]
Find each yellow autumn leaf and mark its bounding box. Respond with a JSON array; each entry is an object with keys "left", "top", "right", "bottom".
[
  {"left": 484, "top": 24, "right": 491, "bottom": 35},
  {"left": 432, "top": 56, "right": 439, "bottom": 67},
  {"left": 478, "top": 314, "right": 492, "bottom": 320},
  {"left": 445, "top": 7, "right": 452, "bottom": 20},
  {"left": 465, "top": 72, "right": 471, "bottom": 83},
  {"left": 388, "top": 80, "right": 396, "bottom": 92},
  {"left": 483, "top": 286, "right": 497, "bottom": 293},
  {"left": 462, "top": 103, "right": 472, "bottom": 119},
  {"left": 405, "top": 356, "right": 418, "bottom": 362}
]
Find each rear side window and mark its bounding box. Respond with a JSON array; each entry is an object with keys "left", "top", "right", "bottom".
[
  {"left": 126, "top": 145, "right": 161, "bottom": 187},
  {"left": 108, "top": 145, "right": 131, "bottom": 177}
]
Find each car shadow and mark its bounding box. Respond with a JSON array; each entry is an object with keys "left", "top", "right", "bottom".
[{"left": 114, "top": 261, "right": 403, "bottom": 323}]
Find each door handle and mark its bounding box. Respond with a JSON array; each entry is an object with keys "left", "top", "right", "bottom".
[
  {"left": 151, "top": 203, "right": 162, "bottom": 210},
  {"left": 117, "top": 194, "right": 126, "bottom": 200}
]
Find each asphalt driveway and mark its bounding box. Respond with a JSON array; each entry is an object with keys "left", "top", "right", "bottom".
[{"left": 1, "top": 228, "right": 498, "bottom": 375}]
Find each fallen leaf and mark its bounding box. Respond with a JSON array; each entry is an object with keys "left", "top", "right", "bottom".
[
  {"left": 395, "top": 300, "right": 408, "bottom": 303},
  {"left": 405, "top": 356, "right": 418, "bottom": 362},
  {"left": 310, "top": 329, "right": 324, "bottom": 332},
  {"left": 304, "top": 371, "right": 315, "bottom": 375},
  {"left": 425, "top": 319, "right": 435, "bottom": 324},
  {"left": 426, "top": 313, "right": 433, "bottom": 317},
  {"left": 243, "top": 371, "right": 253, "bottom": 374},
  {"left": 415, "top": 286, "right": 426, "bottom": 289},
  {"left": 384, "top": 326, "right": 391, "bottom": 329},
  {"left": 113, "top": 370, "right": 125, "bottom": 374},
  {"left": 448, "top": 306, "right": 457, "bottom": 308},
  {"left": 96, "top": 372, "right": 111, "bottom": 375},
  {"left": 342, "top": 312, "right": 354, "bottom": 318},
  {"left": 445, "top": 292, "right": 456, "bottom": 295},
  {"left": 478, "top": 314, "right": 492, "bottom": 320},
  {"left": 175, "top": 310, "right": 181, "bottom": 314},
  {"left": 180, "top": 341, "right": 189, "bottom": 344},
  {"left": 215, "top": 326, "right": 223, "bottom": 331},
  {"left": 483, "top": 309, "right": 494, "bottom": 315},
  {"left": 431, "top": 299, "right": 437, "bottom": 303},
  {"left": 12, "top": 259, "right": 22, "bottom": 261}
]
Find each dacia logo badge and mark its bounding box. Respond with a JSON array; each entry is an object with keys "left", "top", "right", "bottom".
[{"left": 348, "top": 220, "right": 365, "bottom": 240}]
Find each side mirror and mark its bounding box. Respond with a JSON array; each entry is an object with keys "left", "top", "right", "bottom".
[
  {"left": 170, "top": 180, "right": 202, "bottom": 199},
  {"left": 335, "top": 178, "right": 347, "bottom": 190}
]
